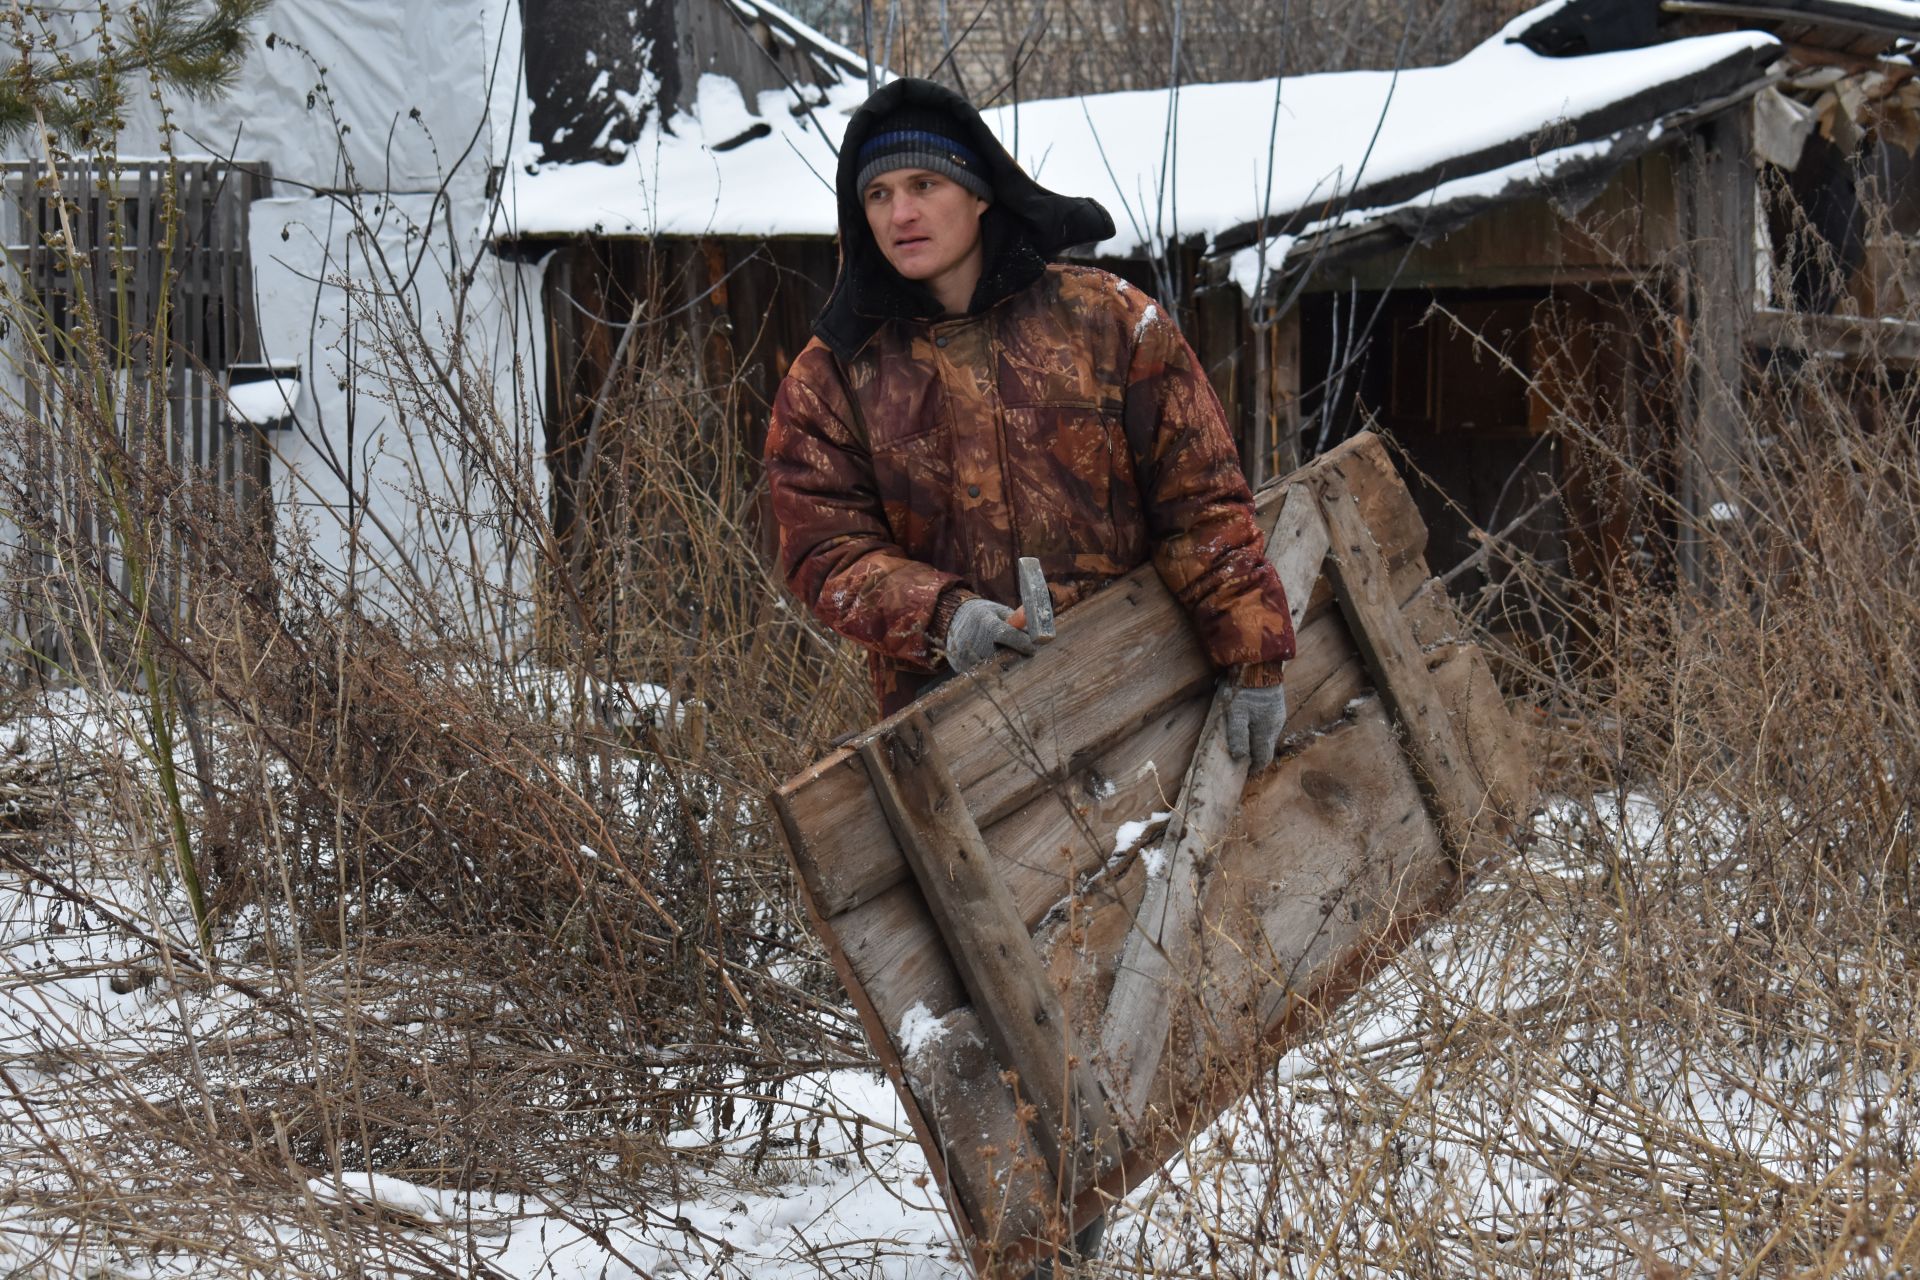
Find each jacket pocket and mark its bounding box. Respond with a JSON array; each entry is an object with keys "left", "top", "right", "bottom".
[
  {"left": 1002, "top": 402, "right": 1135, "bottom": 566},
  {"left": 869, "top": 419, "right": 955, "bottom": 558}
]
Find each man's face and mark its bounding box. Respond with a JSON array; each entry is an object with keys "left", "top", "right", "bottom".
[{"left": 863, "top": 169, "right": 989, "bottom": 295}]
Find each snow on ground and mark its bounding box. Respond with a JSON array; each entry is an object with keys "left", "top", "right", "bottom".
[
  {"left": 295, "top": 1071, "right": 965, "bottom": 1280},
  {"left": 2, "top": 692, "right": 1906, "bottom": 1277},
  {"left": 0, "top": 693, "right": 960, "bottom": 1278}
]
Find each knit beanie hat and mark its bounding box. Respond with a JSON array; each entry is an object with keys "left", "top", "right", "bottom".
[{"left": 854, "top": 106, "right": 994, "bottom": 203}]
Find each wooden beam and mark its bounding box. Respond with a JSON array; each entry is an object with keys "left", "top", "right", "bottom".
[
  {"left": 1272, "top": 305, "right": 1303, "bottom": 478},
  {"left": 859, "top": 711, "right": 1122, "bottom": 1196},
  {"left": 1099, "top": 482, "right": 1331, "bottom": 1130},
  {"left": 1749, "top": 307, "right": 1920, "bottom": 365},
  {"left": 1663, "top": 1, "right": 1909, "bottom": 50},
  {"left": 1316, "top": 462, "right": 1499, "bottom": 863},
  {"left": 1675, "top": 111, "right": 1756, "bottom": 585}
]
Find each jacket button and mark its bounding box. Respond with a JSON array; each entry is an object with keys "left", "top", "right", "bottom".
[
  {"left": 935, "top": 336, "right": 949, "bottom": 348},
  {"left": 967, "top": 484, "right": 981, "bottom": 498}
]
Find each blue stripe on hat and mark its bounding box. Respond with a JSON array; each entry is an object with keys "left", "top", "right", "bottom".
[{"left": 857, "top": 129, "right": 984, "bottom": 169}]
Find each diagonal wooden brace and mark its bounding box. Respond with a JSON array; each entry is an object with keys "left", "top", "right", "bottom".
[
  {"left": 1315, "top": 462, "right": 1501, "bottom": 866},
  {"left": 859, "top": 710, "right": 1123, "bottom": 1202},
  {"left": 1099, "top": 482, "right": 1331, "bottom": 1131}
]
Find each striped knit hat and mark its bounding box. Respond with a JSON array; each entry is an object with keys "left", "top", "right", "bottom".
[{"left": 855, "top": 107, "right": 994, "bottom": 202}]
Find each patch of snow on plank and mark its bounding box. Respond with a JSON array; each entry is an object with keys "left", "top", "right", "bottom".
[
  {"left": 897, "top": 1002, "right": 949, "bottom": 1058},
  {"left": 1142, "top": 844, "right": 1169, "bottom": 879},
  {"left": 1114, "top": 810, "right": 1172, "bottom": 857}
]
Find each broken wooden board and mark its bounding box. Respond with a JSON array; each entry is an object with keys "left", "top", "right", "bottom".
[{"left": 771, "top": 431, "right": 1534, "bottom": 1278}]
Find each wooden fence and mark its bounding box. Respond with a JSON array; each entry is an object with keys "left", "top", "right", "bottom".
[{"left": 1, "top": 157, "right": 273, "bottom": 665}]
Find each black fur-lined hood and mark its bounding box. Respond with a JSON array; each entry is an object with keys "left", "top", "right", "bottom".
[{"left": 813, "top": 78, "right": 1116, "bottom": 361}]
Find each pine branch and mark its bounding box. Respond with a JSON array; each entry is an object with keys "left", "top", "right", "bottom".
[
  {"left": 131, "top": 0, "right": 273, "bottom": 99},
  {"left": 0, "top": 0, "right": 272, "bottom": 143}
]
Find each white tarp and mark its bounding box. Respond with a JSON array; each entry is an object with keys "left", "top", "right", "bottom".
[
  {"left": 3, "top": 0, "right": 525, "bottom": 195},
  {"left": 249, "top": 190, "right": 545, "bottom": 602},
  {"left": 0, "top": 0, "right": 539, "bottom": 599}
]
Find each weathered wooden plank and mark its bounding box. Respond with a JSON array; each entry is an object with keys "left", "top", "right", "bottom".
[
  {"left": 1099, "top": 482, "right": 1331, "bottom": 1129},
  {"left": 1317, "top": 462, "right": 1499, "bottom": 864},
  {"left": 1675, "top": 110, "right": 1754, "bottom": 587},
  {"left": 981, "top": 689, "right": 1209, "bottom": 930},
  {"left": 1423, "top": 631, "right": 1536, "bottom": 834},
  {"left": 813, "top": 872, "right": 1064, "bottom": 1259},
  {"left": 1271, "top": 306, "right": 1302, "bottom": 478},
  {"left": 1033, "top": 699, "right": 1446, "bottom": 1129},
  {"left": 771, "top": 795, "right": 1049, "bottom": 1255},
  {"left": 1036, "top": 639, "right": 1521, "bottom": 1071},
  {"left": 858, "top": 711, "right": 1122, "bottom": 1194},
  {"left": 835, "top": 601, "right": 1412, "bottom": 1013},
  {"left": 931, "top": 433, "right": 1427, "bottom": 831},
  {"left": 836, "top": 878, "right": 968, "bottom": 1016},
  {"left": 897, "top": 1004, "right": 1055, "bottom": 1254}
]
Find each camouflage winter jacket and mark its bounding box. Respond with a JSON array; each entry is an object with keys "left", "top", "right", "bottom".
[{"left": 765, "top": 79, "right": 1294, "bottom": 716}]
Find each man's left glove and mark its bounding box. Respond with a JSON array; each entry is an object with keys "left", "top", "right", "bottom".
[{"left": 1224, "top": 682, "right": 1288, "bottom": 771}]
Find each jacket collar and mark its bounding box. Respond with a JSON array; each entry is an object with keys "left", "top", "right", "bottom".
[{"left": 814, "top": 78, "right": 1115, "bottom": 362}]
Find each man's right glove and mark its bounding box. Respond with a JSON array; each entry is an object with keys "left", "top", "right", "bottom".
[
  {"left": 944, "top": 597, "right": 1037, "bottom": 673},
  {"left": 1224, "top": 682, "right": 1288, "bottom": 771}
]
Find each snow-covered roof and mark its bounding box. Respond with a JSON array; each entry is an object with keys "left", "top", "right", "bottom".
[
  {"left": 499, "top": 14, "right": 1779, "bottom": 277},
  {"left": 723, "top": 0, "right": 868, "bottom": 81}
]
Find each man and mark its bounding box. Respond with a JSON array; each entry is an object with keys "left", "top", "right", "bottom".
[
  {"left": 765, "top": 79, "right": 1296, "bottom": 1266},
  {"left": 766, "top": 77, "right": 1295, "bottom": 768}
]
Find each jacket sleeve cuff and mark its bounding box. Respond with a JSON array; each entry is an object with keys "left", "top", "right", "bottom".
[
  {"left": 930, "top": 585, "right": 978, "bottom": 649},
  {"left": 1231, "top": 658, "right": 1287, "bottom": 688}
]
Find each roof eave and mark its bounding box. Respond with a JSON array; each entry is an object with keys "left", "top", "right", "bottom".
[
  {"left": 1204, "top": 40, "right": 1779, "bottom": 260},
  {"left": 1222, "top": 67, "right": 1781, "bottom": 288}
]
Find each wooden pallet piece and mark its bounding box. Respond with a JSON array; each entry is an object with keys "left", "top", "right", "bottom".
[
  {"left": 780, "top": 439, "right": 1428, "bottom": 923},
  {"left": 857, "top": 711, "right": 1123, "bottom": 1193},
  {"left": 1315, "top": 460, "right": 1501, "bottom": 863},
  {"left": 772, "top": 431, "right": 1533, "bottom": 1271}
]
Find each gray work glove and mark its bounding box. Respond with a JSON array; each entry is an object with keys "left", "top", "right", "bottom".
[
  {"left": 944, "top": 597, "right": 1037, "bottom": 673},
  {"left": 1224, "top": 682, "right": 1288, "bottom": 771}
]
